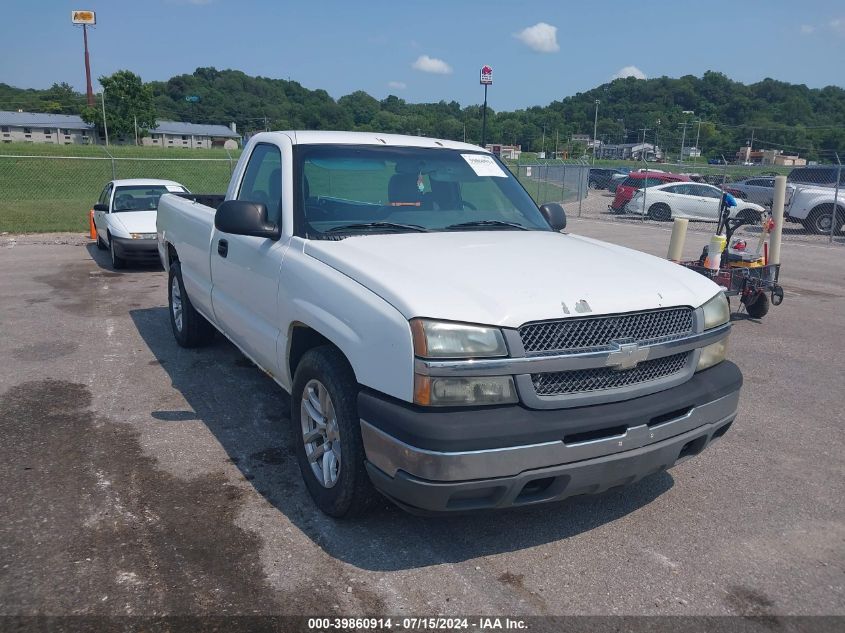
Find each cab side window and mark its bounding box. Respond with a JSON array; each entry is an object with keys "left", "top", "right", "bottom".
[
  {"left": 99, "top": 184, "right": 113, "bottom": 209},
  {"left": 238, "top": 144, "right": 283, "bottom": 225}
]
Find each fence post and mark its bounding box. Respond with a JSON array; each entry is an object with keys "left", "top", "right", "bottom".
[
  {"left": 225, "top": 148, "right": 235, "bottom": 175},
  {"left": 577, "top": 162, "right": 583, "bottom": 217},
  {"left": 561, "top": 163, "right": 566, "bottom": 205},
  {"left": 640, "top": 154, "right": 648, "bottom": 222},
  {"left": 721, "top": 155, "right": 728, "bottom": 186},
  {"left": 831, "top": 153, "right": 842, "bottom": 244},
  {"left": 102, "top": 144, "right": 116, "bottom": 180},
  {"left": 536, "top": 164, "right": 542, "bottom": 203}
]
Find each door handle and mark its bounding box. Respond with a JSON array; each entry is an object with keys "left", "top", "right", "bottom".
[{"left": 217, "top": 239, "right": 228, "bottom": 258}]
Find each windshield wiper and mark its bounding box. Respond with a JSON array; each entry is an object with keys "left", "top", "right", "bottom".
[
  {"left": 443, "top": 220, "right": 529, "bottom": 231},
  {"left": 325, "top": 222, "right": 429, "bottom": 233}
]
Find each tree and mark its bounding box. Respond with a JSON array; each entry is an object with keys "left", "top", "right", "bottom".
[{"left": 81, "top": 70, "right": 156, "bottom": 140}]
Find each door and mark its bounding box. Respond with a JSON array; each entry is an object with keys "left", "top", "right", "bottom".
[
  {"left": 93, "top": 182, "right": 112, "bottom": 242},
  {"left": 693, "top": 184, "right": 723, "bottom": 220},
  {"left": 210, "top": 143, "right": 289, "bottom": 373}
]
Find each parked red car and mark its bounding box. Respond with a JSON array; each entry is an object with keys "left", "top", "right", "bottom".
[{"left": 610, "top": 171, "right": 690, "bottom": 213}]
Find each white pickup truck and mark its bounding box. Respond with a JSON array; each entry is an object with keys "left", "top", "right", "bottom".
[{"left": 157, "top": 131, "right": 742, "bottom": 517}]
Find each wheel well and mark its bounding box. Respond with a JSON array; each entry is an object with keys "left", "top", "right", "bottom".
[
  {"left": 167, "top": 243, "right": 179, "bottom": 265},
  {"left": 810, "top": 203, "right": 845, "bottom": 216},
  {"left": 288, "top": 325, "right": 336, "bottom": 379}
]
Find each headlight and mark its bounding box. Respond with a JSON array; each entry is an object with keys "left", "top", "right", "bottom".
[
  {"left": 697, "top": 338, "right": 728, "bottom": 371},
  {"left": 701, "top": 292, "right": 730, "bottom": 330},
  {"left": 697, "top": 292, "right": 730, "bottom": 371},
  {"left": 410, "top": 319, "right": 507, "bottom": 358},
  {"left": 130, "top": 232, "right": 157, "bottom": 240},
  {"left": 414, "top": 374, "right": 518, "bottom": 407}
]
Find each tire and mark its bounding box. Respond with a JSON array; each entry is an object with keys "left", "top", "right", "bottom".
[
  {"left": 168, "top": 261, "right": 215, "bottom": 348},
  {"left": 742, "top": 291, "right": 770, "bottom": 319},
  {"left": 108, "top": 234, "right": 126, "bottom": 269},
  {"left": 647, "top": 203, "right": 671, "bottom": 221},
  {"left": 589, "top": 180, "right": 600, "bottom": 190},
  {"left": 802, "top": 205, "right": 844, "bottom": 235},
  {"left": 291, "top": 346, "right": 379, "bottom": 518},
  {"left": 738, "top": 209, "right": 761, "bottom": 222}
]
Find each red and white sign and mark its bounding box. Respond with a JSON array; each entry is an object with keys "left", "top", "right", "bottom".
[{"left": 480, "top": 65, "right": 493, "bottom": 85}]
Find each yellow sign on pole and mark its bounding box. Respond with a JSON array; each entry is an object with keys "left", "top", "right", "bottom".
[{"left": 71, "top": 10, "right": 96, "bottom": 25}]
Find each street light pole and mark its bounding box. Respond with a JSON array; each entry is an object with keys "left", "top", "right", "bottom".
[{"left": 592, "top": 99, "right": 600, "bottom": 164}]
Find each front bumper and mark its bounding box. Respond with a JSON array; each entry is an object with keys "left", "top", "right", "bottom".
[
  {"left": 111, "top": 236, "right": 160, "bottom": 261},
  {"left": 360, "top": 361, "right": 742, "bottom": 513}
]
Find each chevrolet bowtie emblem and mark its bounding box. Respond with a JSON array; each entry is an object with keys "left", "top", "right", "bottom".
[{"left": 606, "top": 342, "right": 650, "bottom": 371}]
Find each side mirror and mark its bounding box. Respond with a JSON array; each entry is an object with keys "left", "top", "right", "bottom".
[
  {"left": 214, "top": 200, "right": 280, "bottom": 240},
  {"left": 93, "top": 203, "right": 109, "bottom": 212},
  {"left": 539, "top": 202, "right": 567, "bottom": 231}
]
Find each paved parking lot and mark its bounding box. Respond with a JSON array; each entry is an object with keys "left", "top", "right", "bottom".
[{"left": 1, "top": 222, "right": 843, "bottom": 619}]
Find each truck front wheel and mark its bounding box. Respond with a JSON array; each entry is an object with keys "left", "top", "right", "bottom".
[
  {"left": 168, "top": 261, "right": 215, "bottom": 348},
  {"left": 291, "top": 346, "right": 379, "bottom": 518}
]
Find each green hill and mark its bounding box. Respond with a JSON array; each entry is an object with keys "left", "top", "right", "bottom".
[{"left": 2, "top": 69, "right": 844, "bottom": 160}]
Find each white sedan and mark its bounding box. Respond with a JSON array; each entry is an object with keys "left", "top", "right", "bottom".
[
  {"left": 92, "top": 179, "right": 188, "bottom": 269},
  {"left": 626, "top": 182, "right": 764, "bottom": 222}
]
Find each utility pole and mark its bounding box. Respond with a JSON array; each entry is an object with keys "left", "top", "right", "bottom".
[
  {"left": 541, "top": 124, "right": 546, "bottom": 158},
  {"left": 679, "top": 110, "right": 694, "bottom": 163},
  {"left": 694, "top": 119, "right": 702, "bottom": 164},
  {"left": 555, "top": 129, "right": 559, "bottom": 159},
  {"left": 72, "top": 12, "right": 98, "bottom": 107},
  {"left": 100, "top": 90, "right": 109, "bottom": 147},
  {"left": 592, "top": 100, "right": 600, "bottom": 164},
  {"left": 134, "top": 115, "right": 139, "bottom": 146}
]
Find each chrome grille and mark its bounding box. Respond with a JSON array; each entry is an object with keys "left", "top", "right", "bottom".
[
  {"left": 519, "top": 307, "right": 694, "bottom": 355},
  {"left": 531, "top": 353, "right": 690, "bottom": 396}
]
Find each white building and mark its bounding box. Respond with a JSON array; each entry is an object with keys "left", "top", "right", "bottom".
[
  {"left": 143, "top": 121, "right": 240, "bottom": 149},
  {"left": 0, "top": 111, "right": 94, "bottom": 145}
]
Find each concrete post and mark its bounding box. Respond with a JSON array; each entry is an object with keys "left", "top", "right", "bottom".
[
  {"left": 769, "top": 175, "right": 787, "bottom": 266},
  {"left": 667, "top": 218, "right": 689, "bottom": 261}
]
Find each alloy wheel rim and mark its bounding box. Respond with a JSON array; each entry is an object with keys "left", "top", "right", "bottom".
[
  {"left": 300, "top": 379, "right": 341, "bottom": 488},
  {"left": 171, "top": 276, "right": 183, "bottom": 332}
]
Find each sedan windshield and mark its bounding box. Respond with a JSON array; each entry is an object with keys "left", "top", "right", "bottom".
[
  {"left": 112, "top": 185, "right": 185, "bottom": 212},
  {"left": 296, "top": 145, "right": 550, "bottom": 237}
]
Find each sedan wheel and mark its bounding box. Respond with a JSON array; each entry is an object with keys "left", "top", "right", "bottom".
[
  {"left": 648, "top": 203, "right": 672, "bottom": 221},
  {"left": 300, "top": 379, "right": 341, "bottom": 488}
]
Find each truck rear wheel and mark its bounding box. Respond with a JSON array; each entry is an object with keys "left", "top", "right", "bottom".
[
  {"left": 802, "top": 205, "right": 844, "bottom": 235},
  {"left": 168, "top": 261, "right": 215, "bottom": 348},
  {"left": 291, "top": 346, "right": 379, "bottom": 518}
]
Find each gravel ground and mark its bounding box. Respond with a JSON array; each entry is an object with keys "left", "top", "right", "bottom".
[{"left": 0, "top": 225, "right": 843, "bottom": 622}]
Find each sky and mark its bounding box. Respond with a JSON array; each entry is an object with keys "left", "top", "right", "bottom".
[{"left": 1, "top": 0, "right": 844, "bottom": 111}]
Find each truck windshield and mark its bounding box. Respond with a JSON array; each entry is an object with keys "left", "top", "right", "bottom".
[
  {"left": 296, "top": 145, "right": 550, "bottom": 237},
  {"left": 112, "top": 185, "right": 186, "bottom": 212}
]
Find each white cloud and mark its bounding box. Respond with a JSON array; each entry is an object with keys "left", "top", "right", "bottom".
[
  {"left": 513, "top": 22, "right": 559, "bottom": 53},
  {"left": 831, "top": 18, "right": 845, "bottom": 34},
  {"left": 800, "top": 24, "right": 815, "bottom": 35},
  {"left": 387, "top": 81, "right": 407, "bottom": 90},
  {"left": 611, "top": 65, "right": 647, "bottom": 80},
  {"left": 411, "top": 55, "right": 453, "bottom": 74}
]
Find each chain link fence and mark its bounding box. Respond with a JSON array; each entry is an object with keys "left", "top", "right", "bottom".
[
  {"left": 510, "top": 153, "right": 843, "bottom": 246},
  {"left": 0, "top": 148, "right": 236, "bottom": 233}
]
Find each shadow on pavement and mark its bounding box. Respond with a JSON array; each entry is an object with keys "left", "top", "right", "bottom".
[
  {"left": 85, "top": 242, "right": 163, "bottom": 273},
  {"left": 130, "top": 306, "right": 675, "bottom": 572}
]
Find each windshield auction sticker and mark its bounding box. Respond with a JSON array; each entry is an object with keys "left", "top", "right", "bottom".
[{"left": 461, "top": 153, "right": 508, "bottom": 178}]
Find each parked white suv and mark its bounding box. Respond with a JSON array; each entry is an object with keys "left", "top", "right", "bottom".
[{"left": 157, "top": 131, "right": 742, "bottom": 517}]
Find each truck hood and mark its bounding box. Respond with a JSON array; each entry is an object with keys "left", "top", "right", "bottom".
[
  {"left": 110, "top": 211, "right": 157, "bottom": 235},
  {"left": 304, "top": 231, "right": 719, "bottom": 327}
]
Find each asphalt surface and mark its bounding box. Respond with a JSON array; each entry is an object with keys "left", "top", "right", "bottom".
[{"left": 1, "top": 223, "right": 843, "bottom": 619}]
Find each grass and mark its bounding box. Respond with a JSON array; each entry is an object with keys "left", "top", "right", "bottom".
[{"left": 0, "top": 141, "right": 244, "bottom": 232}]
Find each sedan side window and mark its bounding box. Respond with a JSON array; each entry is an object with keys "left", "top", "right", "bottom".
[{"left": 238, "top": 144, "right": 283, "bottom": 225}]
